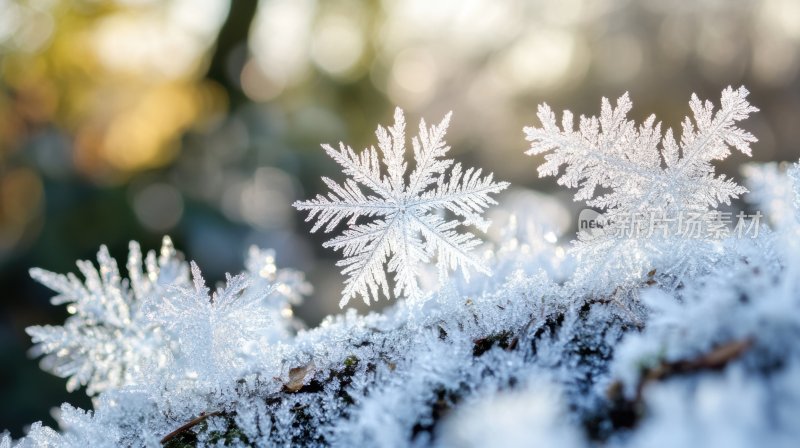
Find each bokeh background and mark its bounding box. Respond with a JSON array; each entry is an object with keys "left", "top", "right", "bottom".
[{"left": 1, "top": 0, "right": 799, "bottom": 437}]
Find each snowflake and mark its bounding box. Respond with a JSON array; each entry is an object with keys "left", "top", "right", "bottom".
[
  {"left": 146, "top": 261, "right": 275, "bottom": 379},
  {"left": 26, "top": 237, "right": 187, "bottom": 395},
  {"left": 524, "top": 86, "right": 758, "bottom": 223},
  {"left": 294, "top": 107, "right": 509, "bottom": 306}
]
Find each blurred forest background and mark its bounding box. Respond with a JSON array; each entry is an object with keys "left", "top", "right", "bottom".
[{"left": 1, "top": 0, "right": 799, "bottom": 437}]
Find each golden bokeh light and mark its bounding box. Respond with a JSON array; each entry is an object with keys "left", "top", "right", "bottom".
[
  {"left": 0, "top": 167, "right": 43, "bottom": 251},
  {"left": 1, "top": 0, "right": 228, "bottom": 181}
]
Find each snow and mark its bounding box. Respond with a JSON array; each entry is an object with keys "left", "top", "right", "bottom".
[{"left": 6, "top": 90, "right": 800, "bottom": 448}]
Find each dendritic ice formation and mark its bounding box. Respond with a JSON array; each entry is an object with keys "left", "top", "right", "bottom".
[
  {"left": 24, "top": 238, "right": 309, "bottom": 397},
  {"left": 4, "top": 89, "right": 800, "bottom": 448},
  {"left": 524, "top": 86, "right": 757, "bottom": 221},
  {"left": 294, "top": 108, "right": 508, "bottom": 307},
  {"left": 524, "top": 88, "right": 761, "bottom": 295},
  {"left": 26, "top": 238, "right": 188, "bottom": 395}
]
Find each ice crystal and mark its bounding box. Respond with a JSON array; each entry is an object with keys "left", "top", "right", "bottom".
[
  {"left": 523, "top": 87, "right": 759, "bottom": 294},
  {"left": 625, "top": 363, "right": 800, "bottom": 448},
  {"left": 13, "top": 423, "right": 61, "bottom": 448},
  {"left": 607, "top": 232, "right": 800, "bottom": 448},
  {"left": 8, "top": 94, "right": 800, "bottom": 448},
  {"left": 146, "top": 262, "right": 275, "bottom": 380},
  {"left": 524, "top": 86, "right": 757, "bottom": 221},
  {"left": 24, "top": 239, "right": 305, "bottom": 398},
  {"left": 294, "top": 107, "right": 508, "bottom": 306},
  {"left": 26, "top": 237, "right": 187, "bottom": 394}
]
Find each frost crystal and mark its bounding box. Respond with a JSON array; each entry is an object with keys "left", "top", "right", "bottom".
[
  {"left": 26, "top": 237, "right": 187, "bottom": 394},
  {"left": 524, "top": 87, "right": 759, "bottom": 294},
  {"left": 524, "top": 86, "right": 757, "bottom": 221},
  {"left": 25, "top": 239, "right": 305, "bottom": 398},
  {"left": 10, "top": 92, "right": 800, "bottom": 448},
  {"left": 294, "top": 107, "right": 508, "bottom": 306},
  {"left": 146, "top": 262, "right": 275, "bottom": 380}
]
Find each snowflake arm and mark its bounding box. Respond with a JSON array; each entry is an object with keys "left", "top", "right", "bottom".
[
  {"left": 377, "top": 106, "right": 408, "bottom": 193},
  {"left": 294, "top": 107, "right": 508, "bottom": 307},
  {"left": 415, "top": 164, "right": 506, "bottom": 231},
  {"left": 406, "top": 112, "right": 454, "bottom": 198},
  {"left": 389, "top": 217, "right": 426, "bottom": 299},
  {"left": 415, "top": 213, "right": 485, "bottom": 277},
  {"left": 337, "top": 223, "right": 394, "bottom": 307},
  {"left": 296, "top": 177, "right": 391, "bottom": 232}
]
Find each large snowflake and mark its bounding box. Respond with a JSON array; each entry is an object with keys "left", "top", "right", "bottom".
[
  {"left": 294, "top": 108, "right": 508, "bottom": 306},
  {"left": 524, "top": 87, "right": 759, "bottom": 293},
  {"left": 26, "top": 237, "right": 188, "bottom": 394},
  {"left": 524, "top": 86, "right": 758, "bottom": 222}
]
